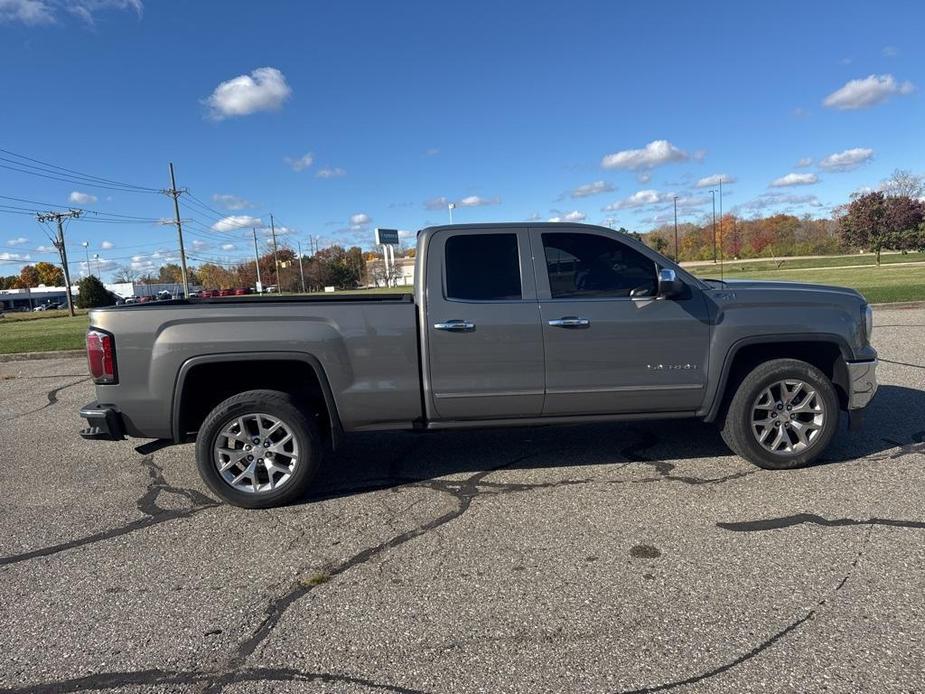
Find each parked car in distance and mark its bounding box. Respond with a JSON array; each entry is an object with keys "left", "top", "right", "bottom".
[{"left": 79, "top": 222, "right": 879, "bottom": 509}]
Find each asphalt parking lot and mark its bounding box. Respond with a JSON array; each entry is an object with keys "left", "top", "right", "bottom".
[{"left": 1, "top": 306, "right": 924, "bottom": 694}]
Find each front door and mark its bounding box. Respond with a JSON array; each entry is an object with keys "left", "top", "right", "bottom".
[
  {"left": 533, "top": 228, "right": 711, "bottom": 415},
  {"left": 424, "top": 227, "right": 544, "bottom": 419}
]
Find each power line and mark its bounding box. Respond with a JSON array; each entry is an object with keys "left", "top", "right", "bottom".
[{"left": 0, "top": 147, "right": 160, "bottom": 192}]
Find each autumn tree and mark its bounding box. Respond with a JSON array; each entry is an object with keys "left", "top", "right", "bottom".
[
  {"left": 18, "top": 265, "right": 40, "bottom": 287},
  {"left": 33, "top": 261, "right": 64, "bottom": 286},
  {"left": 839, "top": 192, "right": 925, "bottom": 264}
]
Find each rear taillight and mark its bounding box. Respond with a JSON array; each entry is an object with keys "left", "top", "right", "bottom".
[{"left": 87, "top": 329, "right": 117, "bottom": 384}]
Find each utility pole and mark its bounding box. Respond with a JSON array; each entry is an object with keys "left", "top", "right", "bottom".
[
  {"left": 710, "top": 190, "right": 717, "bottom": 263},
  {"left": 672, "top": 196, "right": 679, "bottom": 262},
  {"left": 37, "top": 209, "right": 81, "bottom": 316},
  {"left": 93, "top": 253, "right": 101, "bottom": 278},
  {"left": 448, "top": 202, "right": 455, "bottom": 224},
  {"left": 252, "top": 228, "right": 263, "bottom": 293},
  {"left": 269, "top": 214, "right": 281, "bottom": 291},
  {"left": 297, "top": 240, "right": 306, "bottom": 293},
  {"left": 164, "top": 162, "right": 190, "bottom": 298},
  {"left": 719, "top": 179, "right": 724, "bottom": 279}
]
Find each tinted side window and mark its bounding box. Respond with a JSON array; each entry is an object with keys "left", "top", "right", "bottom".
[
  {"left": 542, "top": 232, "right": 656, "bottom": 299},
  {"left": 445, "top": 233, "right": 522, "bottom": 301}
]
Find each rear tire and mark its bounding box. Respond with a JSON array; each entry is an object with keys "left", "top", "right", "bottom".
[
  {"left": 196, "top": 389, "right": 321, "bottom": 508},
  {"left": 720, "top": 358, "right": 839, "bottom": 470}
]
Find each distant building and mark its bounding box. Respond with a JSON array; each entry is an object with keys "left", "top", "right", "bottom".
[
  {"left": 0, "top": 281, "right": 201, "bottom": 311},
  {"left": 364, "top": 256, "right": 414, "bottom": 287}
]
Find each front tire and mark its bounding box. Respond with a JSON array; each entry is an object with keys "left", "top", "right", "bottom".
[
  {"left": 196, "top": 389, "right": 321, "bottom": 508},
  {"left": 720, "top": 358, "right": 839, "bottom": 470}
]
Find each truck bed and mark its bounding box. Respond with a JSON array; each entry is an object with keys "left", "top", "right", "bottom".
[{"left": 88, "top": 295, "right": 423, "bottom": 439}]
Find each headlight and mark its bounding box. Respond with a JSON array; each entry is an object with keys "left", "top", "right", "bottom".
[{"left": 863, "top": 304, "right": 873, "bottom": 342}]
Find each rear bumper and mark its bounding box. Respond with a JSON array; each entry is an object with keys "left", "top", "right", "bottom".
[
  {"left": 846, "top": 359, "right": 878, "bottom": 410},
  {"left": 79, "top": 401, "right": 126, "bottom": 441}
]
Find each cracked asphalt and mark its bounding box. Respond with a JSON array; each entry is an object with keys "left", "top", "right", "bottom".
[{"left": 1, "top": 305, "right": 924, "bottom": 694}]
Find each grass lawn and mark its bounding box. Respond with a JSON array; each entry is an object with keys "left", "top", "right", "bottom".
[
  {"left": 0, "top": 314, "right": 89, "bottom": 354},
  {"left": 691, "top": 261, "right": 925, "bottom": 303},
  {"left": 685, "top": 251, "right": 925, "bottom": 273}
]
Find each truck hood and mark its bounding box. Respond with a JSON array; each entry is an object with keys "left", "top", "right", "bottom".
[{"left": 706, "top": 278, "right": 864, "bottom": 300}]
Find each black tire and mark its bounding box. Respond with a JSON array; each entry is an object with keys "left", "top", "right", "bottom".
[
  {"left": 720, "top": 358, "right": 839, "bottom": 470},
  {"left": 195, "top": 389, "right": 321, "bottom": 508}
]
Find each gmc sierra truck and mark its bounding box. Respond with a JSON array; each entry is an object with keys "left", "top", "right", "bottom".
[{"left": 79, "top": 223, "right": 878, "bottom": 508}]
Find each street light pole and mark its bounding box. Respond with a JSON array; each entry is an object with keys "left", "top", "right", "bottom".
[
  {"left": 710, "top": 190, "right": 717, "bottom": 263},
  {"left": 673, "top": 196, "right": 679, "bottom": 261},
  {"left": 448, "top": 202, "right": 455, "bottom": 224},
  {"left": 82, "top": 242, "right": 91, "bottom": 277}
]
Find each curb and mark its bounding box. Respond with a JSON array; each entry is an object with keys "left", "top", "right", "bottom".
[
  {"left": 871, "top": 301, "right": 925, "bottom": 310},
  {"left": 0, "top": 349, "right": 85, "bottom": 363}
]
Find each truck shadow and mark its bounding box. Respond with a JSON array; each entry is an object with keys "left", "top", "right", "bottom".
[{"left": 305, "top": 384, "right": 924, "bottom": 504}]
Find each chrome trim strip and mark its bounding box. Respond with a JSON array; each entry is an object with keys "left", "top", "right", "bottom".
[
  {"left": 434, "top": 390, "right": 545, "bottom": 399},
  {"left": 546, "top": 384, "right": 703, "bottom": 395}
]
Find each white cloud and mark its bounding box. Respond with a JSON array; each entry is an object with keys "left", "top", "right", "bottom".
[
  {"left": 285, "top": 152, "right": 313, "bottom": 172},
  {"left": 882, "top": 46, "right": 898, "bottom": 57},
  {"left": 100, "top": 240, "right": 114, "bottom": 249},
  {"left": 695, "top": 173, "right": 735, "bottom": 188},
  {"left": 636, "top": 172, "right": 652, "bottom": 184},
  {"left": 349, "top": 213, "right": 371, "bottom": 229},
  {"left": 0, "top": 251, "right": 30, "bottom": 261},
  {"left": 220, "top": 243, "right": 237, "bottom": 251},
  {"left": 795, "top": 157, "right": 814, "bottom": 168},
  {"left": 458, "top": 195, "right": 501, "bottom": 207},
  {"left": 740, "top": 192, "right": 823, "bottom": 211},
  {"left": 424, "top": 147, "right": 440, "bottom": 156},
  {"left": 823, "top": 74, "right": 915, "bottom": 110},
  {"left": 316, "top": 167, "right": 346, "bottom": 179},
  {"left": 602, "top": 189, "right": 667, "bottom": 211},
  {"left": 212, "top": 215, "right": 262, "bottom": 232},
  {"left": 818, "top": 147, "right": 874, "bottom": 172},
  {"left": 770, "top": 172, "right": 819, "bottom": 187},
  {"left": 6, "top": 236, "right": 29, "bottom": 246},
  {"left": 548, "top": 210, "right": 587, "bottom": 223},
  {"left": 191, "top": 239, "right": 210, "bottom": 251},
  {"left": 601, "top": 140, "right": 689, "bottom": 170},
  {"left": 0, "top": 0, "right": 141, "bottom": 25},
  {"left": 204, "top": 67, "right": 291, "bottom": 120},
  {"left": 67, "top": 190, "right": 97, "bottom": 205},
  {"left": 36, "top": 245, "right": 54, "bottom": 252},
  {"left": 212, "top": 193, "right": 252, "bottom": 210},
  {"left": 569, "top": 180, "right": 615, "bottom": 198},
  {"left": 424, "top": 196, "right": 449, "bottom": 210}
]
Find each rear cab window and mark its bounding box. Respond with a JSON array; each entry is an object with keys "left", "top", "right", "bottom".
[{"left": 445, "top": 233, "right": 522, "bottom": 301}]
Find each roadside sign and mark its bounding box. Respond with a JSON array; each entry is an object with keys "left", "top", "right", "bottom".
[{"left": 375, "top": 228, "right": 400, "bottom": 245}]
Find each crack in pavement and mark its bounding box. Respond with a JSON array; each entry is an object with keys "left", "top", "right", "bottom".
[
  {"left": 10, "top": 377, "right": 90, "bottom": 420},
  {"left": 879, "top": 357, "right": 925, "bottom": 369},
  {"left": 614, "top": 525, "right": 875, "bottom": 693},
  {"left": 0, "top": 666, "right": 431, "bottom": 694},
  {"left": 716, "top": 512, "right": 925, "bottom": 532},
  {"left": 0, "top": 456, "right": 219, "bottom": 568}
]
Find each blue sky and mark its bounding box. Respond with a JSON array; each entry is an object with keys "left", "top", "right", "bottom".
[{"left": 1, "top": 0, "right": 923, "bottom": 280}]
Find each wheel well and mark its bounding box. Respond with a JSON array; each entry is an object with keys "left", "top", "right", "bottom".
[
  {"left": 717, "top": 341, "right": 849, "bottom": 418},
  {"left": 176, "top": 359, "right": 336, "bottom": 446}
]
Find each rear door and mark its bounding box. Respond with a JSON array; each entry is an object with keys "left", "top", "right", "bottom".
[
  {"left": 424, "top": 227, "right": 544, "bottom": 419},
  {"left": 533, "top": 228, "right": 711, "bottom": 415}
]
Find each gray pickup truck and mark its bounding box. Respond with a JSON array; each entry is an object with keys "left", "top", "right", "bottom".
[{"left": 80, "top": 223, "right": 878, "bottom": 507}]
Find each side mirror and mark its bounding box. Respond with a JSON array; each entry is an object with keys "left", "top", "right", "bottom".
[{"left": 657, "top": 268, "right": 683, "bottom": 298}]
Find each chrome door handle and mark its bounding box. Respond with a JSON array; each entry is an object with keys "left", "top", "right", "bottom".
[
  {"left": 548, "top": 316, "right": 590, "bottom": 328},
  {"left": 433, "top": 320, "right": 476, "bottom": 332}
]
